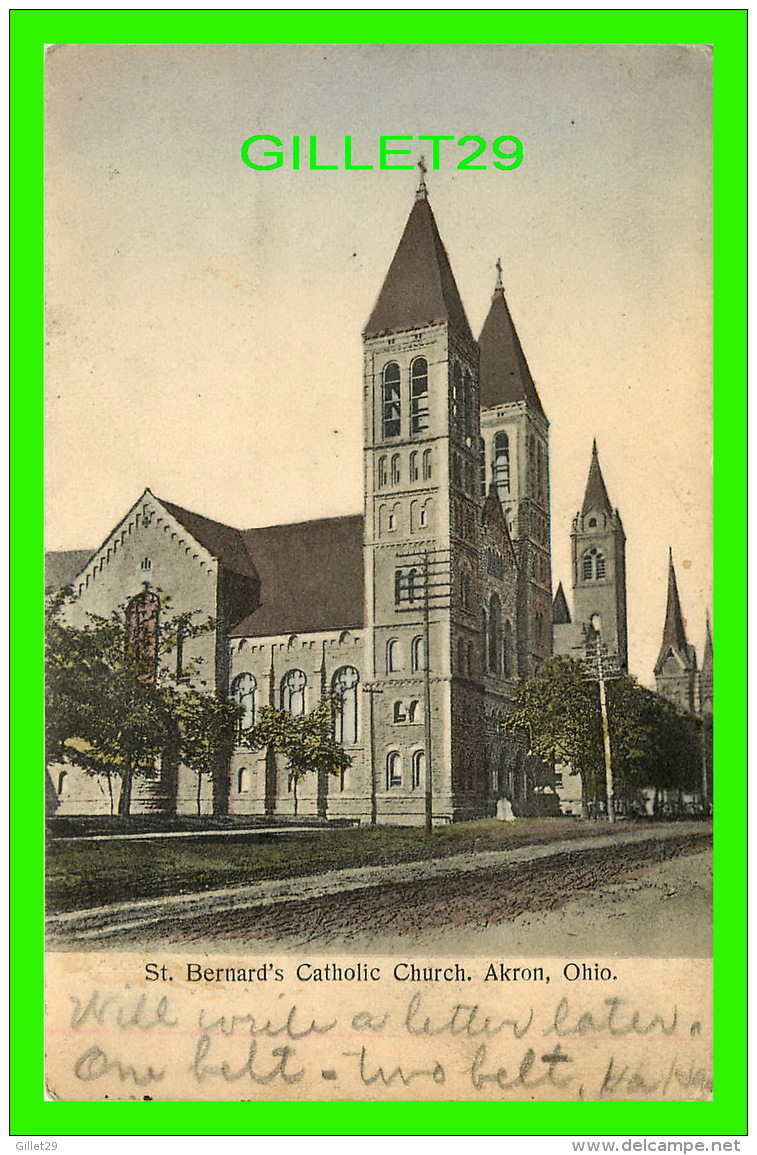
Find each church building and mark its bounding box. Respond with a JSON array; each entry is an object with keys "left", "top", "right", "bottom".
[{"left": 46, "top": 178, "right": 557, "bottom": 823}]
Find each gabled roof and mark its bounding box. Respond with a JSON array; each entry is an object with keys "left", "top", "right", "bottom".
[
  {"left": 363, "top": 194, "right": 474, "bottom": 344},
  {"left": 44, "top": 549, "right": 93, "bottom": 594},
  {"left": 581, "top": 440, "right": 613, "bottom": 516},
  {"left": 232, "top": 514, "right": 365, "bottom": 637},
  {"left": 158, "top": 497, "right": 260, "bottom": 581},
  {"left": 478, "top": 278, "right": 545, "bottom": 417},
  {"left": 553, "top": 582, "right": 572, "bottom": 625},
  {"left": 655, "top": 550, "right": 693, "bottom": 673}
]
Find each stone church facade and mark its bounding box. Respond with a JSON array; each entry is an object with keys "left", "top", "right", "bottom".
[{"left": 47, "top": 183, "right": 564, "bottom": 823}]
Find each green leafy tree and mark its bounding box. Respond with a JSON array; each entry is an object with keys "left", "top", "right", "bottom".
[
  {"left": 245, "top": 696, "right": 352, "bottom": 816},
  {"left": 173, "top": 690, "right": 241, "bottom": 816},
  {"left": 504, "top": 656, "right": 703, "bottom": 816},
  {"left": 45, "top": 592, "right": 226, "bottom": 816}
]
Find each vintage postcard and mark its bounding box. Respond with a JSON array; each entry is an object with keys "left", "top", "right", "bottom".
[{"left": 42, "top": 42, "right": 715, "bottom": 1107}]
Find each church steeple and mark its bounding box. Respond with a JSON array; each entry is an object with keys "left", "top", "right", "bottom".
[
  {"left": 581, "top": 440, "right": 613, "bottom": 516},
  {"left": 363, "top": 187, "right": 473, "bottom": 344},
  {"left": 658, "top": 549, "right": 690, "bottom": 661},
  {"left": 552, "top": 581, "right": 571, "bottom": 625},
  {"left": 478, "top": 263, "right": 545, "bottom": 417}
]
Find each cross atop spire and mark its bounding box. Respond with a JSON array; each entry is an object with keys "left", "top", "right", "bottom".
[
  {"left": 415, "top": 155, "right": 428, "bottom": 201},
  {"left": 495, "top": 257, "right": 504, "bottom": 291}
]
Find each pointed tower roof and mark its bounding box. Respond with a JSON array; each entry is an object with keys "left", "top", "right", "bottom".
[
  {"left": 701, "top": 612, "right": 713, "bottom": 673},
  {"left": 478, "top": 262, "right": 545, "bottom": 416},
  {"left": 363, "top": 185, "right": 473, "bottom": 343},
  {"left": 553, "top": 582, "right": 572, "bottom": 625},
  {"left": 655, "top": 549, "right": 690, "bottom": 671},
  {"left": 581, "top": 440, "right": 614, "bottom": 516}
]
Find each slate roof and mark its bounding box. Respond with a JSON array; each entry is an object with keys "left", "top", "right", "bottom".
[
  {"left": 478, "top": 285, "right": 545, "bottom": 417},
  {"left": 581, "top": 440, "right": 613, "bottom": 516},
  {"left": 159, "top": 498, "right": 260, "bottom": 581},
  {"left": 232, "top": 514, "right": 365, "bottom": 637},
  {"left": 363, "top": 195, "right": 474, "bottom": 344},
  {"left": 552, "top": 582, "right": 572, "bottom": 625},
  {"left": 44, "top": 549, "right": 93, "bottom": 594}
]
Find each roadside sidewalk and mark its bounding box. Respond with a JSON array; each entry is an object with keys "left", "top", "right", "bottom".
[{"left": 46, "top": 821, "right": 710, "bottom": 944}]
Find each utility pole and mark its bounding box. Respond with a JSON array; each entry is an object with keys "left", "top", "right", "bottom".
[
  {"left": 421, "top": 549, "right": 433, "bottom": 834},
  {"left": 395, "top": 546, "right": 451, "bottom": 834},
  {"left": 362, "top": 682, "right": 383, "bottom": 825},
  {"left": 584, "top": 614, "right": 620, "bottom": 823}
]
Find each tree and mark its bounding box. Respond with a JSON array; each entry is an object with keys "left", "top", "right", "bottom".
[
  {"left": 45, "top": 591, "right": 226, "bottom": 816},
  {"left": 173, "top": 690, "right": 240, "bottom": 816},
  {"left": 245, "top": 696, "right": 352, "bottom": 816},
  {"left": 504, "top": 656, "right": 703, "bottom": 816}
]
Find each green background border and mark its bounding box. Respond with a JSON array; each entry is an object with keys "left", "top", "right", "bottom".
[{"left": 11, "top": 7, "right": 746, "bottom": 1137}]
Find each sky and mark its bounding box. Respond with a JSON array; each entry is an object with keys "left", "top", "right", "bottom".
[{"left": 45, "top": 43, "right": 712, "bottom": 685}]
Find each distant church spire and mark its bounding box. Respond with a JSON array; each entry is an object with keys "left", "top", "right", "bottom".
[
  {"left": 581, "top": 440, "right": 613, "bottom": 516},
  {"left": 702, "top": 611, "right": 713, "bottom": 671},
  {"left": 659, "top": 549, "right": 689, "bottom": 658}
]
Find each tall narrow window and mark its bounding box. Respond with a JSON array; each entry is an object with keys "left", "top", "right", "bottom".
[
  {"left": 386, "top": 638, "right": 399, "bottom": 673},
  {"left": 382, "top": 362, "right": 401, "bottom": 439},
  {"left": 419, "top": 504, "right": 428, "bottom": 529},
  {"left": 409, "top": 451, "right": 419, "bottom": 482},
  {"left": 411, "top": 635, "right": 426, "bottom": 671},
  {"left": 57, "top": 770, "right": 69, "bottom": 796},
  {"left": 232, "top": 673, "right": 257, "bottom": 733},
  {"left": 422, "top": 448, "right": 432, "bottom": 480},
  {"left": 504, "top": 621, "right": 514, "bottom": 677},
  {"left": 479, "top": 437, "right": 486, "bottom": 497},
  {"left": 387, "top": 752, "right": 402, "bottom": 788},
  {"left": 394, "top": 569, "right": 405, "bottom": 605},
  {"left": 280, "top": 669, "right": 306, "bottom": 716},
  {"left": 493, "top": 431, "right": 510, "bottom": 497},
  {"left": 488, "top": 594, "right": 502, "bottom": 674},
  {"left": 412, "top": 750, "right": 425, "bottom": 789},
  {"left": 391, "top": 454, "right": 401, "bottom": 485},
  {"left": 463, "top": 370, "right": 473, "bottom": 439},
  {"left": 332, "top": 666, "right": 359, "bottom": 745},
  {"left": 411, "top": 358, "right": 429, "bottom": 434},
  {"left": 237, "top": 767, "right": 251, "bottom": 794},
  {"left": 378, "top": 456, "right": 388, "bottom": 488},
  {"left": 451, "top": 362, "right": 462, "bottom": 429},
  {"left": 407, "top": 568, "right": 420, "bottom": 603}
]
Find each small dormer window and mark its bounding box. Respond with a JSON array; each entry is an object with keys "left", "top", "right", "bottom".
[
  {"left": 588, "top": 517, "right": 597, "bottom": 528},
  {"left": 141, "top": 557, "right": 152, "bottom": 571}
]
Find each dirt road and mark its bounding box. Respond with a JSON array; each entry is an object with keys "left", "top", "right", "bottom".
[{"left": 48, "top": 825, "right": 711, "bottom": 956}]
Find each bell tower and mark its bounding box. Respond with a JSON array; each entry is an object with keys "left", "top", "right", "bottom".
[
  {"left": 362, "top": 170, "right": 486, "bottom": 823},
  {"left": 478, "top": 260, "right": 552, "bottom": 677},
  {"left": 569, "top": 441, "right": 628, "bottom": 671}
]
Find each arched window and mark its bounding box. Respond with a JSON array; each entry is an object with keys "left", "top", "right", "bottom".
[
  {"left": 422, "top": 448, "right": 432, "bottom": 480},
  {"left": 394, "top": 569, "right": 405, "bottom": 604},
  {"left": 411, "top": 635, "right": 426, "bottom": 672},
  {"left": 493, "top": 431, "right": 510, "bottom": 497},
  {"left": 419, "top": 503, "right": 428, "bottom": 529},
  {"left": 387, "top": 752, "right": 402, "bottom": 788},
  {"left": 232, "top": 673, "right": 257, "bottom": 732},
  {"left": 332, "top": 665, "right": 359, "bottom": 745},
  {"left": 479, "top": 437, "right": 487, "bottom": 497},
  {"left": 488, "top": 594, "right": 502, "bottom": 674},
  {"left": 382, "top": 362, "right": 401, "bottom": 439},
  {"left": 409, "top": 451, "right": 419, "bottom": 482},
  {"left": 391, "top": 454, "right": 401, "bottom": 485},
  {"left": 407, "top": 568, "right": 420, "bottom": 603},
  {"left": 411, "top": 358, "right": 429, "bottom": 434},
  {"left": 504, "top": 620, "right": 514, "bottom": 677},
  {"left": 582, "top": 548, "right": 606, "bottom": 581},
  {"left": 237, "top": 767, "right": 251, "bottom": 794},
  {"left": 378, "top": 456, "right": 388, "bottom": 488},
  {"left": 57, "top": 770, "right": 68, "bottom": 796},
  {"left": 412, "top": 750, "right": 425, "bottom": 789},
  {"left": 281, "top": 669, "right": 306, "bottom": 716},
  {"left": 386, "top": 638, "right": 399, "bottom": 673},
  {"left": 407, "top": 700, "right": 419, "bottom": 723}
]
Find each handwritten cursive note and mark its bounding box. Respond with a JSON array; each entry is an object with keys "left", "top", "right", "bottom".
[{"left": 45, "top": 954, "right": 712, "bottom": 1101}]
